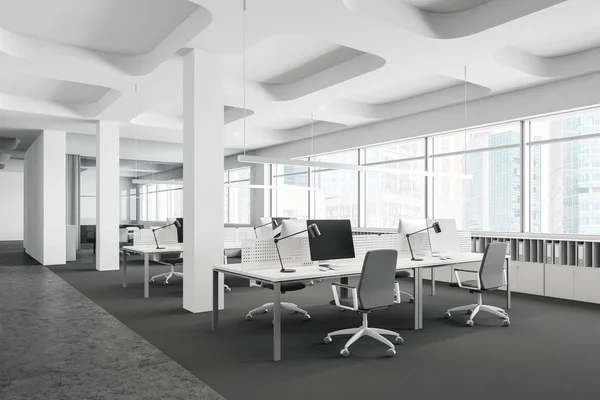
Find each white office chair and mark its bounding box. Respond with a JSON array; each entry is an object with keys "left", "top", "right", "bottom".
[
  {"left": 444, "top": 242, "right": 510, "bottom": 327},
  {"left": 150, "top": 253, "right": 183, "bottom": 285},
  {"left": 324, "top": 249, "right": 403, "bottom": 357}
]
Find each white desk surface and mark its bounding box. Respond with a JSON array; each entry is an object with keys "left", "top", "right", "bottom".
[
  {"left": 123, "top": 242, "right": 241, "bottom": 255},
  {"left": 214, "top": 252, "right": 486, "bottom": 283}
]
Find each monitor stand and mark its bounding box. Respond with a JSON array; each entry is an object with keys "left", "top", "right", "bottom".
[{"left": 318, "top": 260, "right": 330, "bottom": 266}]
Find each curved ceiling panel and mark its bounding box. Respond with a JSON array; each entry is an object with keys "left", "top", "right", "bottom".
[
  {"left": 343, "top": 0, "right": 567, "bottom": 39},
  {"left": 0, "top": 0, "right": 197, "bottom": 55},
  {"left": 495, "top": 46, "right": 600, "bottom": 78},
  {"left": 325, "top": 81, "right": 491, "bottom": 120}
]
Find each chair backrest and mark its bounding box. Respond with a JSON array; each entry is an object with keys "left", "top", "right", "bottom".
[
  {"left": 479, "top": 242, "right": 508, "bottom": 290},
  {"left": 357, "top": 249, "right": 398, "bottom": 310}
]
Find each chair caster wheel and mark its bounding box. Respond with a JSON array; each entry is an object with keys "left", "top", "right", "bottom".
[
  {"left": 444, "top": 312, "right": 451, "bottom": 319},
  {"left": 466, "top": 320, "right": 474, "bottom": 327},
  {"left": 502, "top": 320, "right": 510, "bottom": 327},
  {"left": 163, "top": 281, "right": 169, "bottom": 285},
  {"left": 387, "top": 348, "right": 396, "bottom": 357},
  {"left": 340, "top": 348, "right": 350, "bottom": 357},
  {"left": 245, "top": 314, "right": 252, "bottom": 321},
  {"left": 293, "top": 310, "right": 299, "bottom": 314},
  {"left": 324, "top": 336, "right": 332, "bottom": 344},
  {"left": 466, "top": 309, "right": 472, "bottom": 315},
  {"left": 225, "top": 287, "right": 232, "bottom": 293},
  {"left": 408, "top": 298, "right": 414, "bottom": 303},
  {"left": 303, "top": 314, "right": 311, "bottom": 321},
  {"left": 395, "top": 336, "right": 404, "bottom": 345}
]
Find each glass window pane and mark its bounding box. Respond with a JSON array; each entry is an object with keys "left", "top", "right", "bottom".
[
  {"left": 224, "top": 186, "right": 229, "bottom": 223},
  {"left": 148, "top": 189, "right": 157, "bottom": 222},
  {"left": 273, "top": 175, "right": 309, "bottom": 219},
  {"left": 530, "top": 108, "right": 600, "bottom": 142},
  {"left": 433, "top": 147, "right": 522, "bottom": 232},
  {"left": 433, "top": 123, "right": 521, "bottom": 155},
  {"left": 226, "top": 167, "right": 251, "bottom": 224},
  {"left": 532, "top": 137, "right": 600, "bottom": 234},
  {"left": 157, "top": 184, "right": 168, "bottom": 221},
  {"left": 121, "top": 189, "right": 128, "bottom": 220},
  {"left": 129, "top": 188, "right": 137, "bottom": 221},
  {"left": 364, "top": 139, "right": 425, "bottom": 163},
  {"left": 230, "top": 168, "right": 250, "bottom": 182},
  {"left": 365, "top": 160, "right": 425, "bottom": 228}
]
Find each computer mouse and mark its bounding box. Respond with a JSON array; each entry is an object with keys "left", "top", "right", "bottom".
[{"left": 319, "top": 267, "right": 329, "bottom": 272}]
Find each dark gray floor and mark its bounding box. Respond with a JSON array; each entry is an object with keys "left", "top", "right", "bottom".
[
  {"left": 49, "top": 252, "right": 600, "bottom": 400},
  {"left": 0, "top": 250, "right": 225, "bottom": 399},
  {"left": 0, "top": 241, "right": 39, "bottom": 266}
]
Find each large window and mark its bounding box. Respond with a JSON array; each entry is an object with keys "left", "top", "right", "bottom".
[
  {"left": 530, "top": 110, "right": 600, "bottom": 234},
  {"left": 364, "top": 140, "right": 426, "bottom": 228},
  {"left": 312, "top": 151, "right": 359, "bottom": 225},
  {"left": 272, "top": 164, "right": 309, "bottom": 219},
  {"left": 224, "top": 167, "right": 251, "bottom": 224},
  {"left": 432, "top": 123, "right": 522, "bottom": 232}
]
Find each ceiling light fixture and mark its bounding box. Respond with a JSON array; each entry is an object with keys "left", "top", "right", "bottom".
[
  {"left": 238, "top": 155, "right": 472, "bottom": 179},
  {"left": 132, "top": 178, "right": 315, "bottom": 191}
]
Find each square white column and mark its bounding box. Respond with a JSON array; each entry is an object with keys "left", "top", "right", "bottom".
[
  {"left": 96, "top": 121, "right": 120, "bottom": 271},
  {"left": 183, "top": 49, "right": 224, "bottom": 313}
]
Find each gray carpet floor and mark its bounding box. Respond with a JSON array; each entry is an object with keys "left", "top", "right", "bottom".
[{"left": 48, "top": 251, "right": 600, "bottom": 400}]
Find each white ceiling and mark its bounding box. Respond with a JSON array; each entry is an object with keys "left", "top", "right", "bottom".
[{"left": 2, "top": 0, "right": 600, "bottom": 162}]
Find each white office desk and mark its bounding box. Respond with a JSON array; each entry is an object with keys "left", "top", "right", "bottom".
[
  {"left": 121, "top": 242, "right": 241, "bottom": 298},
  {"left": 213, "top": 253, "right": 511, "bottom": 361}
]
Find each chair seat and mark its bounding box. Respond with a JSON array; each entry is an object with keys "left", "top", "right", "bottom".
[
  {"left": 395, "top": 270, "right": 411, "bottom": 279},
  {"left": 449, "top": 280, "right": 482, "bottom": 292},
  {"left": 263, "top": 282, "right": 306, "bottom": 293},
  {"left": 161, "top": 257, "right": 183, "bottom": 265}
]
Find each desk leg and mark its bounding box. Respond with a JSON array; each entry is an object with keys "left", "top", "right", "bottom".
[
  {"left": 144, "top": 254, "right": 149, "bottom": 299},
  {"left": 413, "top": 268, "right": 423, "bottom": 330},
  {"left": 273, "top": 282, "right": 282, "bottom": 361},
  {"left": 506, "top": 259, "right": 511, "bottom": 310},
  {"left": 340, "top": 277, "right": 349, "bottom": 299},
  {"left": 212, "top": 270, "right": 219, "bottom": 331},
  {"left": 431, "top": 267, "right": 436, "bottom": 296},
  {"left": 121, "top": 251, "right": 128, "bottom": 288}
]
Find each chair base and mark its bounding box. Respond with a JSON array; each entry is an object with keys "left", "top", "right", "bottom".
[
  {"left": 445, "top": 293, "right": 510, "bottom": 327},
  {"left": 150, "top": 265, "right": 183, "bottom": 285},
  {"left": 245, "top": 302, "right": 310, "bottom": 321},
  {"left": 324, "top": 313, "right": 402, "bottom": 357},
  {"left": 394, "top": 281, "right": 414, "bottom": 303}
]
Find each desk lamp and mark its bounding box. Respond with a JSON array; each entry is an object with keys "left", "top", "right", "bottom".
[
  {"left": 406, "top": 222, "right": 442, "bottom": 261},
  {"left": 274, "top": 223, "right": 321, "bottom": 273},
  {"left": 152, "top": 220, "right": 181, "bottom": 249},
  {"left": 253, "top": 221, "right": 272, "bottom": 238}
]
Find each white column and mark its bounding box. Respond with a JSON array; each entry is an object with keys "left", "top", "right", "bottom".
[
  {"left": 183, "top": 49, "right": 224, "bottom": 313},
  {"left": 42, "top": 130, "right": 66, "bottom": 265},
  {"left": 23, "top": 130, "right": 66, "bottom": 265},
  {"left": 96, "top": 121, "right": 120, "bottom": 271}
]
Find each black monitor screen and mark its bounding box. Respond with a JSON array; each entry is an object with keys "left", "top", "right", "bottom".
[
  {"left": 307, "top": 219, "right": 355, "bottom": 261},
  {"left": 176, "top": 218, "right": 183, "bottom": 243}
]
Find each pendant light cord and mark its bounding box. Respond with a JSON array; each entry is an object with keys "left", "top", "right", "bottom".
[
  {"left": 463, "top": 66, "right": 467, "bottom": 174},
  {"left": 242, "top": 0, "right": 247, "bottom": 155}
]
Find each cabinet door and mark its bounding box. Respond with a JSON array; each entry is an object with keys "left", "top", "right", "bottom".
[
  {"left": 544, "top": 265, "right": 574, "bottom": 300},
  {"left": 498, "top": 261, "right": 518, "bottom": 292},
  {"left": 516, "top": 262, "right": 544, "bottom": 296},
  {"left": 574, "top": 268, "right": 600, "bottom": 304}
]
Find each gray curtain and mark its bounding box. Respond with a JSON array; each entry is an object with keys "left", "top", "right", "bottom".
[{"left": 66, "top": 154, "right": 81, "bottom": 249}]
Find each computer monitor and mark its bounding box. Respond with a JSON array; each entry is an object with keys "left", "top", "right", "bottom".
[
  {"left": 166, "top": 217, "right": 183, "bottom": 243},
  {"left": 426, "top": 218, "right": 459, "bottom": 254},
  {"left": 256, "top": 217, "right": 274, "bottom": 239},
  {"left": 279, "top": 219, "right": 307, "bottom": 238},
  {"left": 398, "top": 218, "right": 427, "bottom": 254},
  {"left": 306, "top": 219, "right": 355, "bottom": 261}
]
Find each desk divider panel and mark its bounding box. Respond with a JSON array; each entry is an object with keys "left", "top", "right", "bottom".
[{"left": 133, "top": 228, "right": 178, "bottom": 246}]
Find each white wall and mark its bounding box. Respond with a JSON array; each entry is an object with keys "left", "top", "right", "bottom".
[
  {"left": 24, "top": 130, "right": 66, "bottom": 265},
  {"left": 0, "top": 172, "right": 24, "bottom": 241}
]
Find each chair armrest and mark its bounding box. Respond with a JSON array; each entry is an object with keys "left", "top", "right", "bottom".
[
  {"left": 331, "top": 282, "right": 356, "bottom": 290},
  {"left": 331, "top": 283, "right": 358, "bottom": 311},
  {"left": 454, "top": 268, "right": 478, "bottom": 274},
  {"left": 453, "top": 269, "right": 481, "bottom": 290}
]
